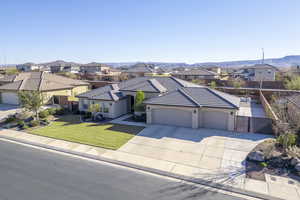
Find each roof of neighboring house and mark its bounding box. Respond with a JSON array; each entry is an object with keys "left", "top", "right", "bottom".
[
  {"left": 125, "top": 64, "right": 154, "bottom": 73},
  {"left": 172, "top": 69, "right": 217, "bottom": 76},
  {"left": 0, "top": 72, "right": 89, "bottom": 92},
  {"left": 125, "top": 63, "right": 165, "bottom": 73},
  {"left": 240, "top": 64, "right": 279, "bottom": 71},
  {"left": 144, "top": 87, "right": 240, "bottom": 109}
]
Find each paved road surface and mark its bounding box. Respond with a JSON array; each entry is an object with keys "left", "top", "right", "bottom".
[{"left": 0, "top": 140, "right": 245, "bottom": 200}]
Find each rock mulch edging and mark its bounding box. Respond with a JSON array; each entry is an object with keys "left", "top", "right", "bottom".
[{"left": 246, "top": 139, "right": 300, "bottom": 182}]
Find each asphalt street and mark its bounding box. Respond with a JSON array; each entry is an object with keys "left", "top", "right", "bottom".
[{"left": 0, "top": 140, "right": 245, "bottom": 200}]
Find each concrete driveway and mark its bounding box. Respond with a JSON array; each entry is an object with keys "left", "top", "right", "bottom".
[
  {"left": 117, "top": 125, "right": 271, "bottom": 186},
  {"left": 0, "top": 104, "right": 21, "bottom": 121}
]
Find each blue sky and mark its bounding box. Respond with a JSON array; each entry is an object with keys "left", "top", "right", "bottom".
[{"left": 0, "top": 0, "right": 300, "bottom": 64}]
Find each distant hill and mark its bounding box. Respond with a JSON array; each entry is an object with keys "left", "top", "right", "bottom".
[
  {"left": 104, "top": 56, "right": 300, "bottom": 69},
  {"left": 193, "top": 55, "right": 300, "bottom": 68},
  {"left": 40, "top": 60, "right": 81, "bottom": 66},
  {"left": 4, "top": 55, "right": 300, "bottom": 69}
]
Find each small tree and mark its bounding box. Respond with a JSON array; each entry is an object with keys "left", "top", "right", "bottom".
[
  {"left": 88, "top": 104, "right": 100, "bottom": 120},
  {"left": 210, "top": 81, "right": 217, "bottom": 89},
  {"left": 18, "top": 91, "right": 43, "bottom": 120},
  {"left": 134, "top": 90, "right": 145, "bottom": 112},
  {"left": 285, "top": 76, "right": 300, "bottom": 90},
  {"left": 232, "top": 80, "right": 245, "bottom": 88}
]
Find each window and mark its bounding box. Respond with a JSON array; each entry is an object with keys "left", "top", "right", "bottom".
[{"left": 82, "top": 99, "right": 89, "bottom": 109}]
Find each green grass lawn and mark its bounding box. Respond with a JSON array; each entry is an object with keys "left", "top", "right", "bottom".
[{"left": 29, "top": 115, "right": 144, "bottom": 150}]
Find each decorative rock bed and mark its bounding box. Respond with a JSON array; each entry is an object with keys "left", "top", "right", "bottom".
[{"left": 246, "top": 139, "right": 300, "bottom": 182}]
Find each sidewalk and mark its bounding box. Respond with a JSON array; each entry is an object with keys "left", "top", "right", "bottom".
[{"left": 0, "top": 128, "right": 299, "bottom": 200}]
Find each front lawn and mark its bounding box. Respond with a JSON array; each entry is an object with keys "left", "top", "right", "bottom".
[{"left": 29, "top": 115, "right": 144, "bottom": 150}]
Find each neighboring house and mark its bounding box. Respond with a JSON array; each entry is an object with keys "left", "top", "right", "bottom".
[
  {"left": 123, "top": 63, "right": 167, "bottom": 78},
  {"left": 50, "top": 65, "right": 80, "bottom": 73},
  {"left": 79, "top": 63, "right": 110, "bottom": 74},
  {"left": 171, "top": 69, "right": 219, "bottom": 81},
  {"left": 77, "top": 76, "right": 241, "bottom": 131},
  {"left": 234, "top": 64, "right": 278, "bottom": 81},
  {"left": 0, "top": 72, "right": 89, "bottom": 105},
  {"left": 288, "top": 65, "right": 300, "bottom": 76},
  {"left": 16, "top": 63, "right": 41, "bottom": 72}
]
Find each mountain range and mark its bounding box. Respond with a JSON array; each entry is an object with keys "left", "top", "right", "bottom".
[{"left": 4, "top": 55, "right": 300, "bottom": 69}]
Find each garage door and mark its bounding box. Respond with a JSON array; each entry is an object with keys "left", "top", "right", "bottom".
[
  {"left": 202, "top": 110, "right": 228, "bottom": 130},
  {"left": 1, "top": 92, "right": 19, "bottom": 105},
  {"left": 151, "top": 108, "right": 192, "bottom": 128}
]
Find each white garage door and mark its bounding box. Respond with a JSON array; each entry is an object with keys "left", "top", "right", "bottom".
[
  {"left": 202, "top": 110, "right": 228, "bottom": 130},
  {"left": 1, "top": 92, "right": 19, "bottom": 105},
  {"left": 151, "top": 108, "right": 192, "bottom": 128}
]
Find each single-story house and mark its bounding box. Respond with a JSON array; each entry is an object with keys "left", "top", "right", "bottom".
[
  {"left": 123, "top": 63, "right": 167, "bottom": 78},
  {"left": 77, "top": 76, "right": 241, "bottom": 131},
  {"left": 0, "top": 72, "right": 89, "bottom": 105},
  {"left": 16, "top": 63, "right": 42, "bottom": 72},
  {"left": 171, "top": 69, "right": 219, "bottom": 81}
]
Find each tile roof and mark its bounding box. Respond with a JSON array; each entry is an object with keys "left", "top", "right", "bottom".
[
  {"left": 120, "top": 79, "right": 167, "bottom": 93},
  {"left": 77, "top": 76, "right": 240, "bottom": 109},
  {"left": 144, "top": 87, "right": 240, "bottom": 109},
  {"left": 77, "top": 76, "right": 198, "bottom": 101},
  {"left": 0, "top": 72, "right": 89, "bottom": 91}
]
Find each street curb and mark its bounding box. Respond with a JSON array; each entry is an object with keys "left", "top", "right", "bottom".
[{"left": 0, "top": 135, "right": 283, "bottom": 200}]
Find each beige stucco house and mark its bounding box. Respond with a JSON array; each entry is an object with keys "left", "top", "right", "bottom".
[
  {"left": 77, "top": 76, "right": 241, "bottom": 131},
  {"left": 0, "top": 72, "right": 89, "bottom": 105}
]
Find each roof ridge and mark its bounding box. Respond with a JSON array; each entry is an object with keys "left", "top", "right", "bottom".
[
  {"left": 147, "top": 79, "right": 167, "bottom": 93},
  {"left": 206, "top": 88, "right": 239, "bottom": 109},
  {"left": 18, "top": 79, "right": 26, "bottom": 90},
  {"left": 170, "top": 76, "right": 185, "bottom": 87},
  {"left": 178, "top": 88, "right": 201, "bottom": 107}
]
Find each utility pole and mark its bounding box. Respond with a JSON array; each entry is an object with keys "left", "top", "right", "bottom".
[
  {"left": 261, "top": 48, "right": 264, "bottom": 64},
  {"left": 260, "top": 48, "right": 264, "bottom": 89}
]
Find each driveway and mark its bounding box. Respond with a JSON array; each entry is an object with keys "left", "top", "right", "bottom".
[
  {"left": 0, "top": 104, "right": 21, "bottom": 121},
  {"left": 117, "top": 125, "right": 271, "bottom": 185}
]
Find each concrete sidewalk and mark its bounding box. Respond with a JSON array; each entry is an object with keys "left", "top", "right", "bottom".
[{"left": 0, "top": 128, "right": 299, "bottom": 200}]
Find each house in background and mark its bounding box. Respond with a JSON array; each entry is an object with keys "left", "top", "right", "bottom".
[
  {"left": 16, "top": 63, "right": 42, "bottom": 72},
  {"left": 0, "top": 72, "right": 89, "bottom": 106},
  {"left": 79, "top": 63, "right": 110, "bottom": 74},
  {"left": 50, "top": 64, "right": 80, "bottom": 74},
  {"left": 123, "top": 63, "right": 167, "bottom": 78},
  {"left": 234, "top": 64, "right": 278, "bottom": 81},
  {"left": 77, "top": 76, "right": 241, "bottom": 131},
  {"left": 171, "top": 69, "right": 219, "bottom": 81}
]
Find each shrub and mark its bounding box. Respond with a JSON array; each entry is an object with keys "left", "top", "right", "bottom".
[
  {"left": 277, "top": 133, "right": 297, "bottom": 150},
  {"left": 210, "top": 81, "right": 217, "bottom": 89},
  {"left": 17, "top": 120, "right": 25, "bottom": 127},
  {"left": 260, "top": 162, "right": 268, "bottom": 168},
  {"left": 30, "top": 120, "right": 40, "bottom": 127},
  {"left": 47, "top": 108, "right": 57, "bottom": 115},
  {"left": 55, "top": 108, "right": 65, "bottom": 115},
  {"left": 39, "top": 110, "right": 49, "bottom": 119},
  {"left": 134, "top": 90, "right": 145, "bottom": 112},
  {"left": 23, "top": 124, "right": 29, "bottom": 129},
  {"left": 5, "top": 116, "right": 16, "bottom": 123}
]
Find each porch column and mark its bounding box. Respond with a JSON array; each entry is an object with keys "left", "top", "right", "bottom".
[{"left": 146, "top": 105, "right": 152, "bottom": 124}]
